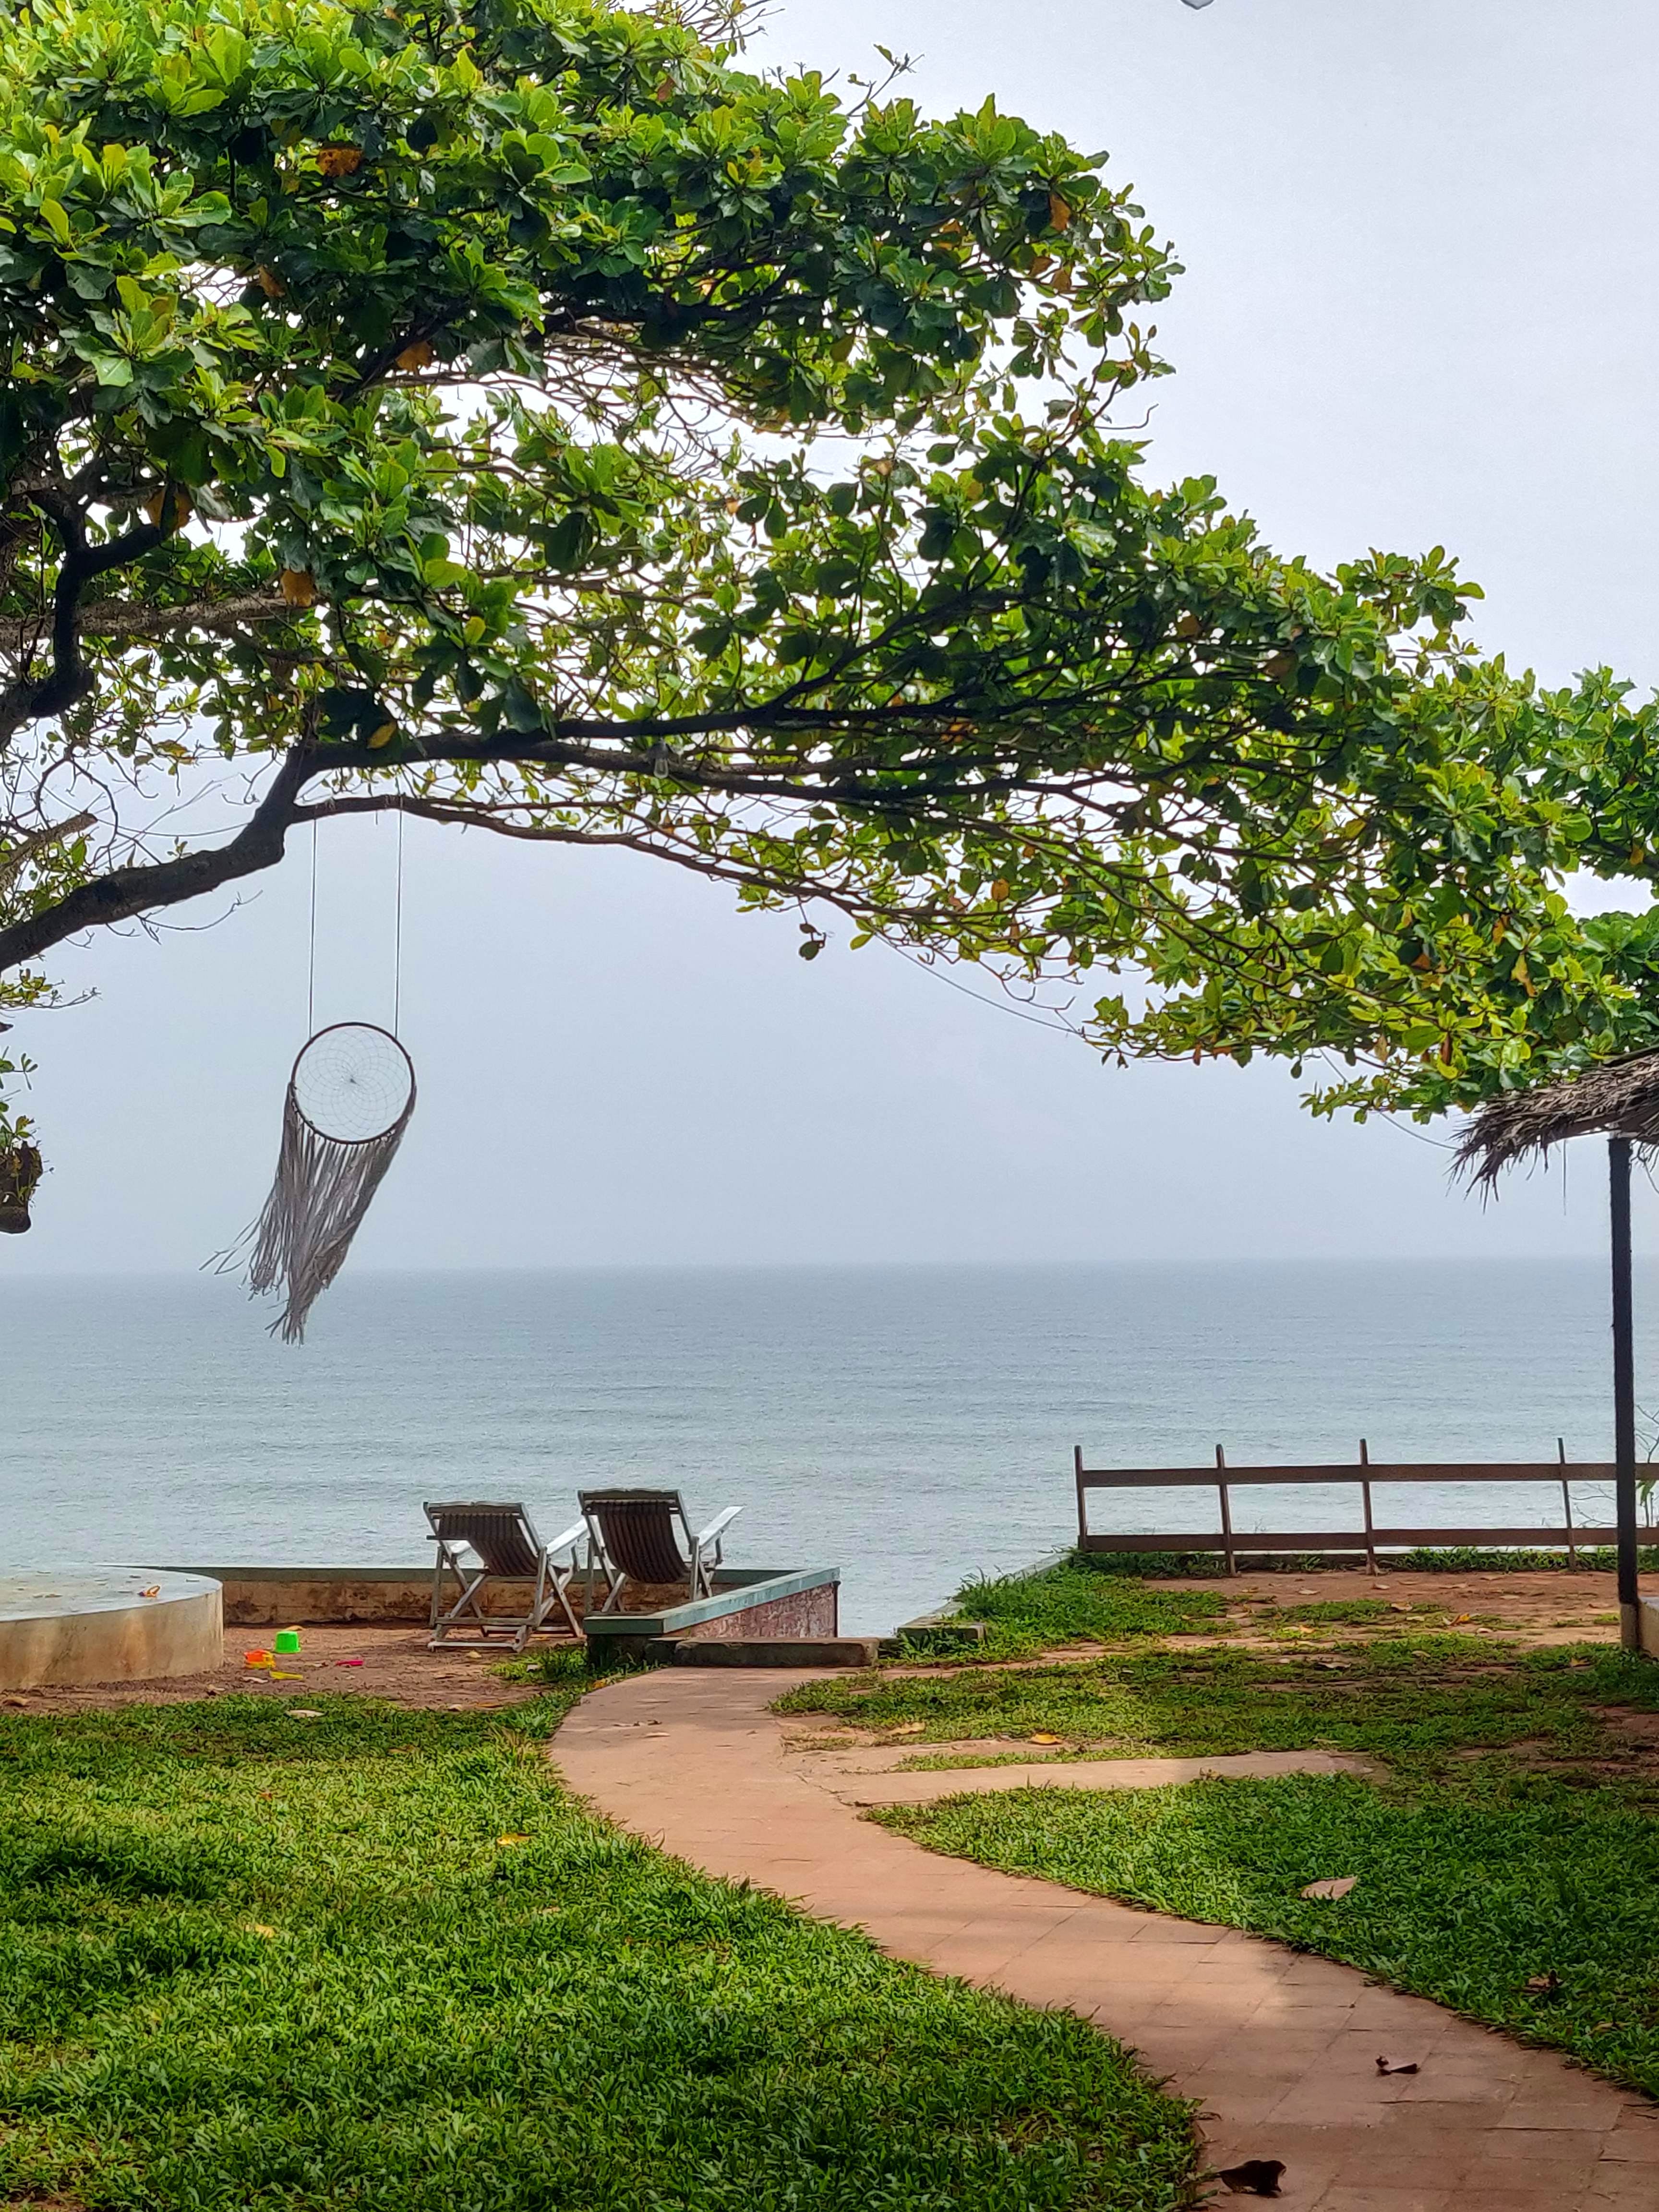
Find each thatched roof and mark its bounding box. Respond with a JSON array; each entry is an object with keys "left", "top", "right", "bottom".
[{"left": 1455, "top": 1048, "right": 1659, "bottom": 1190}]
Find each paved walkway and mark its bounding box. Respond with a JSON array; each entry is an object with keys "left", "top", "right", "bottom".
[{"left": 553, "top": 1668, "right": 1659, "bottom": 2212}]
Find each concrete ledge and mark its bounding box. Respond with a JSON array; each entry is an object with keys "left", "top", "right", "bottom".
[
  {"left": 160, "top": 1566, "right": 433, "bottom": 1626},
  {"left": 0, "top": 1571, "right": 222, "bottom": 1690},
  {"left": 582, "top": 1565, "right": 840, "bottom": 1659},
  {"left": 643, "top": 1636, "right": 882, "bottom": 1669},
  {"left": 166, "top": 1564, "right": 838, "bottom": 1635}
]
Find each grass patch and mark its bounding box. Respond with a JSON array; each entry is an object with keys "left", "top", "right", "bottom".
[
  {"left": 775, "top": 1639, "right": 1659, "bottom": 1782},
  {"left": 876, "top": 1770, "right": 1659, "bottom": 2096},
  {"left": 0, "top": 1692, "right": 1197, "bottom": 2212},
  {"left": 950, "top": 1562, "right": 1232, "bottom": 1657}
]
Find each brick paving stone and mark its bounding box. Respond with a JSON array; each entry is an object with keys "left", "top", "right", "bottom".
[
  {"left": 1601, "top": 2109, "right": 1659, "bottom": 2162},
  {"left": 553, "top": 1667, "right": 1652, "bottom": 2212}
]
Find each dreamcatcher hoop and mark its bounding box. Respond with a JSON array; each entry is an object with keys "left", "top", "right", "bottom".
[
  {"left": 239, "top": 1021, "right": 418, "bottom": 1342},
  {"left": 289, "top": 1022, "right": 417, "bottom": 1145}
]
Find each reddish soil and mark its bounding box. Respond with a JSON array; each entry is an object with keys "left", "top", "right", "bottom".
[
  {"left": 1168, "top": 1563, "right": 1626, "bottom": 1649},
  {"left": 0, "top": 1623, "right": 559, "bottom": 1717}
]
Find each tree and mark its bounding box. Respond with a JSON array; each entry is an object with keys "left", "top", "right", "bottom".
[{"left": 1, "top": 0, "right": 1644, "bottom": 1200}]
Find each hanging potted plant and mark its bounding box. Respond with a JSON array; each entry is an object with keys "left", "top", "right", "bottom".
[
  {"left": 0, "top": 1048, "right": 41, "bottom": 1231},
  {"left": 0, "top": 1136, "right": 40, "bottom": 1233}
]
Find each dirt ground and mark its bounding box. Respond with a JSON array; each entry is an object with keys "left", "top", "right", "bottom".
[
  {"left": 1171, "top": 1563, "right": 1628, "bottom": 1648},
  {"left": 0, "top": 1622, "right": 561, "bottom": 1717}
]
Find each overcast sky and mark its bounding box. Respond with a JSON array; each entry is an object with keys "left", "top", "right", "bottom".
[{"left": 8, "top": 0, "right": 1659, "bottom": 1274}]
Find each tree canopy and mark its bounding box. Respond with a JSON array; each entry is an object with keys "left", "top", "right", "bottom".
[{"left": 3, "top": 0, "right": 1658, "bottom": 1196}]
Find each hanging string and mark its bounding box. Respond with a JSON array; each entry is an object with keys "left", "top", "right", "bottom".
[
  {"left": 306, "top": 817, "right": 318, "bottom": 1034},
  {"left": 392, "top": 805, "right": 404, "bottom": 1039}
]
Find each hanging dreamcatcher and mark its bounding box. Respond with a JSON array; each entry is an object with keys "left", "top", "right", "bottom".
[{"left": 239, "top": 1021, "right": 416, "bottom": 1342}]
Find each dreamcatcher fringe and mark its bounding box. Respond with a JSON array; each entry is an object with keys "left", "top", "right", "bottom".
[{"left": 244, "top": 1094, "right": 412, "bottom": 1343}]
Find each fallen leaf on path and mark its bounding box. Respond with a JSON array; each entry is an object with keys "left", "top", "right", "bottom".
[
  {"left": 1375, "top": 2056, "right": 1419, "bottom": 2075},
  {"left": 1526, "top": 1972, "right": 1562, "bottom": 1998},
  {"left": 889, "top": 1722, "right": 926, "bottom": 1736},
  {"left": 1300, "top": 1877, "right": 1358, "bottom": 1901},
  {"left": 286, "top": 1709, "right": 323, "bottom": 1720},
  {"left": 1218, "top": 2158, "right": 1285, "bottom": 2197},
  {"left": 497, "top": 1834, "right": 529, "bottom": 1847},
  {"left": 1028, "top": 1733, "right": 1064, "bottom": 1745}
]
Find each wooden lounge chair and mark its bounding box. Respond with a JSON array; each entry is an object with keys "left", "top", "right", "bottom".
[
  {"left": 578, "top": 1488, "right": 741, "bottom": 1615},
  {"left": 424, "top": 1500, "right": 587, "bottom": 1650}
]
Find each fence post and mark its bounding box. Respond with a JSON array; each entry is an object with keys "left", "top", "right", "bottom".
[
  {"left": 1359, "top": 1437, "right": 1377, "bottom": 1575},
  {"left": 1216, "top": 1444, "right": 1236, "bottom": 1575},
  {"left": 1074, "top": 1444, "right": 1086, "bottom": 1550},
  {"left": 1559, "top": 1436, "right": 1577, "bottom": 1570}
]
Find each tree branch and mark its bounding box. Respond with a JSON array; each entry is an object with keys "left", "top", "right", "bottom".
[
  {"left": 0, "top": 810, "right": 96, "bottom": 891},
  {"left": 0, "top": 751, "right": 311, "bottom": 973},
  {"left": 0, "top": 593, "right": 289, "bottom": 648},
  {"left": 0, "top": 497, "right": 167, "bottom": 747}
]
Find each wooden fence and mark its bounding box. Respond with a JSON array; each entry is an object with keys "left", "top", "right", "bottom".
[{"left": 1074, "top": 1443, "right": 1659, "bottom": 1574}]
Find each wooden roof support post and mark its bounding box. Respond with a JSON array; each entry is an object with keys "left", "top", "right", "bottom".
[{"left": 1611, "top": 1136, "right": 1641, "bottom": 1652}]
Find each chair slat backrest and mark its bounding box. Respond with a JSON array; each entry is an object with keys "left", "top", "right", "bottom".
[
  {"left": 425, "top": 1501, "right": 543, "bottom": 1579},
  {"left": 580, "top": 1490, "right": 689, "bottom": 1586}
]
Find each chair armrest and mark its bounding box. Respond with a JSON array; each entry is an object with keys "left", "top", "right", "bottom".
[
  {"left": 693, "top": 1505, "right": 741, "bottom": 1548},
  {"left": 544, "top": 1519, "right": 588, "bottom": 1560}
]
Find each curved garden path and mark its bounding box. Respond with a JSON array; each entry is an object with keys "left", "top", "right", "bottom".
[{"left": 553, "top": 1667, "right": 1659, "bottom": 2212}]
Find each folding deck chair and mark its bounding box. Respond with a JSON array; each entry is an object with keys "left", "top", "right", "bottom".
[
  {"left": 578, "top": 1488, "right": 741, "bottom": 1616},
  {"left": 424, "top": 1500, "right": 587, "bottom": 1650}
]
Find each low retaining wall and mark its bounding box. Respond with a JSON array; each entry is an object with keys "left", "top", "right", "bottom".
[
  {"left": 582, "top": 1566, "right": 841, "bottom": 1664},
  {"left": 164, "top": 1567, "right": 433, "bottom": 1626},
  {"left": 165, "top": 1565, "right": 842, "bottom": 1657},
  {"left": 162, "top": 1565, "right": 698, "bottom": 1628}
]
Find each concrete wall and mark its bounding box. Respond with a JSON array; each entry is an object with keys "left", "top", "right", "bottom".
[
  {"left": 172, "top": 1567, "right": 707, "bottom": 1628},
  {"left": 0, "top": 1573, "right": 222, "bottom": 1690},
  {"left": 680, "top": 1582, "right": 838, "bottom": 1640}
]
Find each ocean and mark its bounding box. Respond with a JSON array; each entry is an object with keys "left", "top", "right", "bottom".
[{"left": 1, "top": 1260, "right": 1649, "bottom": 1634}]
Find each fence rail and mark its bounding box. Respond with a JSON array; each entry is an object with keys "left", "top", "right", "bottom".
[{"left": 1073, "top": 1444, "right": 1659, "bottom": 1574}]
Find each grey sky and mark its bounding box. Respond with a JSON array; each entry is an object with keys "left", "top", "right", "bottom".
[{"left": 7, "top": 0, "right": 1659, "bottom": 1274}]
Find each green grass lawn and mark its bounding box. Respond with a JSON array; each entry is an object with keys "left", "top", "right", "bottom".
[
  {"left": 775, "top": 1636, "right": 1659, "bottom": 1781},
  {"left": 876, "top": 1771, "right": 1659, "bottom": 2098},
  {"left": 942, "top": 1562, "right": 1234, "bottom": 1656},
  {"left": 0, "top": 1691, "right": 1199, "bottom": 2212},
  {"left": 936, "top": 1554, "right": 1486, "bottom": 1660}
]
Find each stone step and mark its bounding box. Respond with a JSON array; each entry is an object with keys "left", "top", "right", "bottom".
[{"left": 644, "top": 1635, "right": 884, "bottom": 1669}]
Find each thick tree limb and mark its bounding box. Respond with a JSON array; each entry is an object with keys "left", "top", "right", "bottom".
[
  {"left": 0, "top": 502, "right": 167, "bottom": 747},
  {"left": 0, "top": 593, "right": 288, "bottom": 647},
  {"left": 0, "top": 751, "right": 310, "bottom": 972}
]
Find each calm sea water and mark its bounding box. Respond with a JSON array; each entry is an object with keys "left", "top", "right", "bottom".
[{"left": 0, "top": 1261, "right": 1650, "bottom": 1633}]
